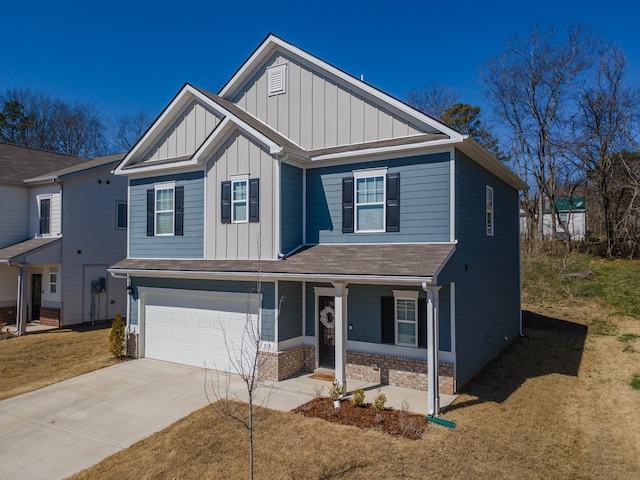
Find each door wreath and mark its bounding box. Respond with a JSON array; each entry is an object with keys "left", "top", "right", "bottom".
[{"left": 319, "top": 306, "right": 335, "bottom": 329}]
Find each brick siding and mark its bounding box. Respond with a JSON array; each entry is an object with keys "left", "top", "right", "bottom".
[
  {"left": 38, "top": 308, "right": 60, "bottom": 327},
  {"left": 0, "top": 306, "right": 16, "bottom": 324}
]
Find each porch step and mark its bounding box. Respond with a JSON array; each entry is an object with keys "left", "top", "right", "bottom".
[{"left": 313, "top": 367, "right": 335, "bottom": 378}]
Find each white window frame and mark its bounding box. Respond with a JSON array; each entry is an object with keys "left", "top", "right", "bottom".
[
  {"left": 154, "top": 182, "right": 175, "bottom": 236},
  {"left": 486, "top": 185, "right": 494, "bottom": 236},
  {"left": 116, "top": 201, "right": 127, "bottom": 229},
  {"left": 353, "top": 167, "right": 387, "bottom": 233},
  {"left": 231, "top": 174, "right": 249, "bottom": 224},
  {"left": 267, "top": 64, "right": 287, "bottom": 96},
  {"left": 393, "top": 290, "right": 419, "bottom": 347},
  {"left": 49, "top": 272, "right": 58, "bottom": 294}
]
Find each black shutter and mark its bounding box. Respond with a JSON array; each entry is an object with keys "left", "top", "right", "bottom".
[
  {"left": 381, "top": 296, "right": 395, "bottom": 344},
  {"left": 386, "top": 172, "right": 400, "bottom": 232},
  {"left": 249, "top": 178, "right": 260, "bottom": 223},
  {"left": 418, "top": 297, "right": 427, "bottom": 348},
  {"left": 39, "top": 199, "right": 50, "bottom": 235},
  {"left": 342, "top": 177, "right": 354, "bottom": 233},
  {"left": 221, "top": 181, "right": 231, "bottom": 224},
  {"left": 174, "top": 186, "right": 184, "bottom": 236},
  {"left": 146, "top": 189, "right": 154, "bottom": 236}
]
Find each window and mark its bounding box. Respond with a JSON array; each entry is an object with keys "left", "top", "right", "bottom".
[
  {"left": 221, "top": 177, "right": 259, "bottom": 224},
  {"left": 343, "top": 168, "right": 399, "bottom": 234},
  {"left": 394, "top": 291, "right": 419, "bottom": 347},
  {"left": 267, "top": 64, "right": 287, "bottom": 96},
  {"left": 116, "top": 202, "right": 127, "bottom": 229},
  {"left": 232, "top": 177, "right": 248, "bottom": 223},
  {"left": 49, "top": 273, "right": 57, "bottom": 294},
  {"left": 39, "top": 198, "right": 51, "bottom": 235},
  {"left": 486, "top": 185, "right": 494, "bottom": 236},
  {"left": 146, "top": 183, "right": 184, "bottom": 236}
]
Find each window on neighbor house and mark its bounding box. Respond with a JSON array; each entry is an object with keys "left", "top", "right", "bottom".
[
  {"left": 39, "top": 198, "right": 51, "bottom": 235},
  {"left": 116, "top": 202, "right": 127, "bottom": 229},
  {"left": 486, "top": 185, "right": 494, "bottom": 236},
  {"left": 49, "top": 273, "right": 57, "bottom": 294},
  {"left": 146, "top": 183, "right": 184, "bottom": 236},
  {"left": 342, "top": 169, "right": 400, "bottom": 234},
  {"left": 221, "top": 177, "right": 260, "bottom": 224}
]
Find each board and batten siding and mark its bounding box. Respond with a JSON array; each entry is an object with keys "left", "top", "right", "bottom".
[
  {"left": 28, "top": 185, "right": 61, "bottom": 237},
  {"left": 0, "top": 185, "right": 29, "bottom": 247},
  {"left": 142, "top": 100, "right": 223, "bottom": 162},
  {"left": 129, "top": 171, "right": 204, "bottom": 258},
  {"left": 205, "top": 130, "right": 275, "bottom": 260},
  {"left": 306, "top": 153, "right": 451, "bottom": 244},
  {"left": 280, "top": 162, "right": 303, "bottom": 253},
  {"left": 231, "top": 51, "right": 435, "bottom": 151},
  {"left": 128, "top": 277, "right": 276, "bottom": 342},
  {"left": 438, "top": 148, "right": 521, "bottom": 389},
  {"left": 59, "top": 168, "right": 128, "bottom": 324},
  {"left": 278, "top": 281, "right": 302, "bottom": 342}
]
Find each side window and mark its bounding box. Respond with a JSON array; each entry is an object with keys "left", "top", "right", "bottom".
[
  {"left": 39, "top": 198, "right": 51, "bottom": 235},
  {"left": 486, "top": 185, "right": 494, "bottom": 236},
  {"left": 221, "top": 177, "right": 260, "bottom": 224},
  {"left": 343, "top": 169, "right": 399, "bottom": 234},
  {"left": 116, "top": 202, "right": 127, "bottom": 229},
  {"left": 49, "top": 273, "right": 58, "bottom": 294},
  {"left": 394, "top": 291, "right": 419, "bottom": 347},
  {"left": 146, "top": 183, "right": 183, "bottom": 236}
]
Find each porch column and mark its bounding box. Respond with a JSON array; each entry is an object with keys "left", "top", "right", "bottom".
[
  {"left": 423, "top": 284, "right": 441, "bottom": 416},
  {"left": 16, "top": 265, "right": 27, "bottom": 335},
  {"left": 332, "top": 282, "right": 348, "bottom": 393}
]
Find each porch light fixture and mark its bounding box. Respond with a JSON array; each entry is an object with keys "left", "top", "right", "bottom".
[{"left": 126, "top": 285, "right": 135, "bottom": 296}]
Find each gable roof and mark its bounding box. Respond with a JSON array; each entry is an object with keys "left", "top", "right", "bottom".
[
  {"left": 0, "top": 142, "right": 89, "bottom": 185},
  {"left": 24, "top": 153, "right": 126, "bottom": 184},
  {"left": 0, "top": 237, "right": 60, "bottom": 262}
]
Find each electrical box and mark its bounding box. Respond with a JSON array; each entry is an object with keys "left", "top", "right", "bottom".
[
  {"left": 99, "top": 277, "right": 106, "bottom": 292},
  {"left": 91, "top": 281, "right": 100, "bottom": 293}
]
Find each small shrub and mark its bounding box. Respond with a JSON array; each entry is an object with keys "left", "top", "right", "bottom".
[
  {"left": 109, "top": 311, "right": 125, "bottom": 358},
  {"left": 631, "top": 375, "right": 640, "bottom": 391},
  {"left": 350, "top": 388, "right": 366, "bottom": 407},
  {"left": 328, "top": 378, "right": 345, "bottom": 401},
  {"left": 373, "top": 389, "right": 387, "bottom": 411}
]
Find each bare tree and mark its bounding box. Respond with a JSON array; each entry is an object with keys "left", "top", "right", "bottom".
[
  {"left": 406, "top": 82, "right": 459, "bottom": 119},
  {"left": 479, "top": 24, "right": 594, "bottom": 241},
  {"left": 112, "top": 111, "right": 151, "bottom": 152}
]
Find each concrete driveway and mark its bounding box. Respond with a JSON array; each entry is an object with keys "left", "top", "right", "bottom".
[{"left": 0, "top": 358, "right": 454, "bottom": 479}]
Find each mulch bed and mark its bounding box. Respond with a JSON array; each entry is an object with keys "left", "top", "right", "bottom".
[{"left": 292, "top": 397, "right": 428, "bottom": 440}]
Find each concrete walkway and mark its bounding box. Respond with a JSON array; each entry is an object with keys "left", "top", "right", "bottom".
[{"left": 0, "top": 358, "right": 455, "bottom": 480}]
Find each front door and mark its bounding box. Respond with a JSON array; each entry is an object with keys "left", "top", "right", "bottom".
[
  {"left": 318, "top": 296, "right": 335, "bottom": 368},
  {"left": 31, "top": 274, "right": 42, "bottom": 320}
]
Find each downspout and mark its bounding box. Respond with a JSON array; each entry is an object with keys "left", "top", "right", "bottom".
[{"left": 7, "top": 262, "right": 26, "bottom": 335}]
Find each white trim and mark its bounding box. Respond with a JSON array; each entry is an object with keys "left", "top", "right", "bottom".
[
  {"left": 231, "top": 175, "right": 249, "bottom": 224},
  {"left": 302, "top": 168, "right": 307, "bottom": 245},
  {"left": 274, "top": 281, "right": 279, "bottom": 345},
  {"left": 393, "top": 290, "right": 419, "bottom": 347},
  {"left": 354, "top": 170, "right": 386, "bottom": 233},
  {"left": 314, "top": 286, "right": 336, "bottom": 296},
  {"left": 202, "top": 166, "right": 207, "bottom": 259},
  {"left": 352, "top": 166, "right": 388, "bottom": 178},
  {"left": 450, "top": 283, "right": 456, "bottom": 354},
  {"left": 347, "top": 339, "right": 455, "bottom": 363},
  {"left": 392, "top": 289, "right": 420, "bottom": 299},
  {"left": 115, "top": 201, "right": 128, "bottom": 230},
  {"left": 311, "top": 138, "right": 460, "bottom": 163},
  {"left": 154, "top": 182, "right": 176, "bottom": 236},
  {"left": 449, "top": 149, "right": 456, "bottom": 243},
  {"left": 301, "top": 281, "right": 306, "bottom": 337},
  {"left": 278, "top": 336, "right": 304, "bottom": 351},
  {"left": 274, "top": 160, "right": 281, "bottom": 258}
]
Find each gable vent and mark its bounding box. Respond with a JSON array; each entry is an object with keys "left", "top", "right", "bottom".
[{"left": 268, "top": 64, "right": 287, "bottom": 96}]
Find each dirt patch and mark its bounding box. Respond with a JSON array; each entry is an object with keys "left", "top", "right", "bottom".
[{"left": 293, "top": 397, "right": 427, "bottom": 440}]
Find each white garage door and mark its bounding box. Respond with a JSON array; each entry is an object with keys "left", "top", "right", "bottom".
[{"left": 143, "top": 289, "right": 259, "bottom": 374}]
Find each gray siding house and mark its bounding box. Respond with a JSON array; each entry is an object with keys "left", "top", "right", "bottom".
[
  {"left": 109, "top": 34, "right": 527, "bottom": 414},
  {"left": 0, "top": 143, "right": 128, "bottom": 330}
]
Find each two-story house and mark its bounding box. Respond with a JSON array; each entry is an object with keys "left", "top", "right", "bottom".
[
  {"left": 109, "top": 34, "right": 527, "bottom": 414},
  {"left": 0, "top": 143, "right": 128, "bottom": 332}
]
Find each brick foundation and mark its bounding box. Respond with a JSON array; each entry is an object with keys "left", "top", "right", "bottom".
[
  {"left": 38, "top": 308, "right": 60, "bottom": 327},
  {"left": 126, "top": 332, "right": 139, "bottom": 358},
  {"left": 0, "top": 306, "right": 16, "bottom": 324},
  {"left": 258, "top": 346, "right": 310, "bottom": 381}
]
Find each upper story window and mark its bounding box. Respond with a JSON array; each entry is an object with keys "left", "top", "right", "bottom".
[
  {"left": 146, "top": 183, "right": 184, "bottom": 237},
  {"left": 342, "top": 168, "right": 399, "bottom": 234},
  {"left": 116, "top": 201, "right": 127, "bottom": 229},
  {"left": 49, "top": 272, "right": 58, "bottom": 294},
  {"left": 486, "top": 185, "right": 494, "bottom": 236},
  {"left": 221, "top": 177, "right": 260, "bottom": 224},
  {"left": 39, "top": 198, "right": 51, "bottom": 235},
  {"left": 267, "top": 64, "right": 287, "bottom": 96}
]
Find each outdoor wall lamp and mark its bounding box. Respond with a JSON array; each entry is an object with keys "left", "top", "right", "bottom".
[{"left": 126, "top": 285, "right": 135, "bottom": 296}]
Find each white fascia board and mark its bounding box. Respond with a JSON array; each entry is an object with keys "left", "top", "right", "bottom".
[
  {"left": 108, "top": 267, "right": 433, "bottom": 286},
  {"left": 117, "top": 159, "right": 202, "bottom": 177},
  {"left": 114, "top": 84, "right": 195, "bottom": 176},
  {"left": 458, "top": 138, "right": 529, "bottom": 190},
  {"left": 219, "top": 35, "right": 464, "bottom": 141},
  {"left": 310, "top": 138, "right": 462, "bottom": 163}
]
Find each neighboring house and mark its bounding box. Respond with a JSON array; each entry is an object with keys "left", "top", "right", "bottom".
[
  {"left": 0, "top": 143, "right": 128, "bottom": 331},
  {"left": 520, "top": 197, "right": 587, "bottom": 241},
  {"left": 109, "top": 34, "right": 527, "bottom": 414}
]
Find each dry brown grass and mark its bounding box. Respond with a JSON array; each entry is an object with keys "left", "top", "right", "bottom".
[
  {"left": 70, "top": 298, "right": 640, "bottom": 480},
  {"left": 0, "top": 323, "right": 120, "bottom": 400}
]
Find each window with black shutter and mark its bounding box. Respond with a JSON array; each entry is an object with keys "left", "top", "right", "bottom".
[
  {"left": 249, "top": 178, "right": 259, "bottom": 223},
  {"left": 146, "top": 189, "right": 155, "bottom": 236},
  {"left": 381, "top": 296, "right": 395, "bottom": 344},
  {"left": 221, "top": 181, "right": 231, "bottom": 224},
  {"left": 386, "top": 172, "right": 400, "bottom": 232},
  {"left": 342, "top": 177, "right": 354, "bottom": 233},
  {"left": 343, "top": 171, "right": 400, "bottom": 234},
  {"left": 174, "top": 186, "right": 184, "bottom": 236}
]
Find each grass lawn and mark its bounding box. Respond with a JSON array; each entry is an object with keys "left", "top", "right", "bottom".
[
  {"left": 0, "top": 322, "right": 119, "bottom": 401},
  {"left": 68, "top": 253, "right": 640, "bottom": 479}
]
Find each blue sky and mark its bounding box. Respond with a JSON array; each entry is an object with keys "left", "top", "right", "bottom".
[{"left": 3, "top": 0, "right": 639, "bottom": 125}]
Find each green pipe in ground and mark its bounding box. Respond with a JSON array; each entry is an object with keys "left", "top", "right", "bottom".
[{"left": 425, "top": 416, "right": 456, "bottom": 429}]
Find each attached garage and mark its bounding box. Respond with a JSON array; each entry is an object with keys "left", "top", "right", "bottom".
[{"left": 140, "top": 288, "right": 260, "bottom": 374}]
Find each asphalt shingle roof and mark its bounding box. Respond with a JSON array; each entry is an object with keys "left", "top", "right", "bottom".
[
  {"left": 0, "top": 143, "right": 89, "bottom": 185},
  {"left": 0, "top": 238, "right": 60, "bottom": 261}
]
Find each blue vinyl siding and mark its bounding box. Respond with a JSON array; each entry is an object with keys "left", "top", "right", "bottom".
[
  {"left": 128, "top": 277, "right": 276, "bottom": 341},
  {"left": 129, "top": 171, "right": 204, "bottom": 258},
  {"left": 280, "top": 163, "right": 303, "bottom": 253},
  {"left": 305, "top": 153, "right": 450, "bottom": 244},
  {"left": 303, "top": 282, "right": 451, "bottom": 351},
  {"left": 439, "top": 149, "right": 521, "bottom": 387},
  {"left": 278, "top": 281, "right": 302, "bottom": 341}
]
